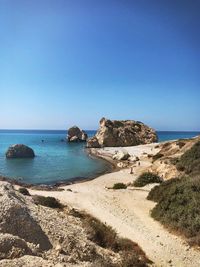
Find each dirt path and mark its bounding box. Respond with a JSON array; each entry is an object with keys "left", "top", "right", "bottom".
[{"left": 27, "top": 167, "right": 200, "bottom": 267}]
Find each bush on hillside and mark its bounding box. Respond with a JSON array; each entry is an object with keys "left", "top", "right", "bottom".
[
  {"left": 133, "top": 172, "right": 162, "bottom": 187},
  {"left": 170, "top": 157, "right": 179, "bottom": 165},
  {"left": 18, "top": 187, "right": 30, "bottom": 196},
  {"left": 147, "top": 175, "right": 200, "bottom": 245},
  {"left": 84, "top": 216, "right": 117, "bottom": 250},
  {"left": 147, "top": 177, "right": 181, "bottom": 202},
  {"left": 112, "top": 183, "right": 127, "bottom": 190},
  {"left": 176, "top": 141, "right": 200, "bottom": 175},
  {"left": 33, "top": 195, "right": 63, "bottom": 209}
]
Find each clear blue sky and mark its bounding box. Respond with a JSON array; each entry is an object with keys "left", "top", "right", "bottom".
[{"left": 1, "top": 0, "right": 199, "bottom": 130}]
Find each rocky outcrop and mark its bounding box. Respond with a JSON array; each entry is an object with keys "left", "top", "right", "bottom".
[
  {"left": 87, "top": 136, "right": 100, "bottom": 148},
  {"left": 0, "top": 182, "right": 51, "bottom": 251},
  {"left": 67, "top": 126, "right": 88, "bottom": 142},
  {"left": 0, "top": 233, "right": 33, "bottom": 260},
  {"left": 6, "top": 145, "right": 35, "bottom": 158},
  {"left": 0, "top": 255, "right": 50, "bottom": 267},
  {"left": 129, "top": 155, "right": 139, "bottom": 162},
  {"left": 87, "top": 118, "right": 158, "bottom": 148},
  {"left": 112, "top": 151, "right": 130, "bottom": 160}
]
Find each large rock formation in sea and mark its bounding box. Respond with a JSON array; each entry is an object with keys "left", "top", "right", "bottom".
[
  {"left": 67, "top": 126, "right": 88, "bottom": 142},
  {"left": 87, "top": 118, "right": 158, "bottom": 148},
  {"left": 6, "top": 144, "right": 35, "bottom": 158}
]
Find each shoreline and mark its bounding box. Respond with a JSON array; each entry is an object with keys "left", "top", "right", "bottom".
[
  {"left": 86, "top": 147, "right": 119, "bottom": 170},
  {"left": 1, "top": 135, "right": 199, "bottom": 190},
  {"left": 0, "top": 147, "right": 117, "bottom": 190}
]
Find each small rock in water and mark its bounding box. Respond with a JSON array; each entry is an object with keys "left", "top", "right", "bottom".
[{"left": 6, "top": 144, "right": 35, "bottom": 158}]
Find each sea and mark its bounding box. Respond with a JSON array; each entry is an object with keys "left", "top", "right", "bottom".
[{"left": 0, "top": 130, "right": 199, "bottom": 185}]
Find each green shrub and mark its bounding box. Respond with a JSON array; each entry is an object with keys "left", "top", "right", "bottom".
[
  {"left": 147, "top": 175, "right": 200, "bottom": 245},
  {"left": 170, "top": 157, "right": 179, "bottom": 165},
  {"left": 18, "top": 187, "right": 30, "bottom": 196},
  {"left": 147, "top": 177, "right": 181, "bottom": 202},
  {"left": 133, "top": 172, "right": 162, "bottom": 187},
  {"left": 147, "top": 141, "right": 200, "bottom": 246},
  {"left": 33, "top": 195, "right": 63, "bottom": 209},
  {"left": 176, "top": 141, "right": 200, "bottom": 175},
  {"left": 112, "top": 183, "right": 127, "bottom": 190}
]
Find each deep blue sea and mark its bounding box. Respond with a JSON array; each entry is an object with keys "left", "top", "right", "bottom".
[{"left": 0, "top": 130, "right": 199, "bottom": 185}]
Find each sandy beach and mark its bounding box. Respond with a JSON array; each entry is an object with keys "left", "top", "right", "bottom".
[{"left": 18, "top": 142, "right": 200, "bottom": 267}]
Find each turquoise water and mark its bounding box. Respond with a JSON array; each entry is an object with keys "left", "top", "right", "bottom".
[
  {"left": 157, "top": 131, "right": 200, "bottom": 142},
  {"left": 0, "top": 130, "right": 110, "bottom": 184},
  {"left": 0, "top": 130, "right": 199, "bottom": 185}
]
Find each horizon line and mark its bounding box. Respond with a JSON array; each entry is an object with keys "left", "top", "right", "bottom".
[{"left": 0, "top": 129, "right": 200, "bottom": 132}]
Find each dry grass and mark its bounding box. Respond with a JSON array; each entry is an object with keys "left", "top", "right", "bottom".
[{"left": 70, "top": 210, "right": 151, "bottom": 266}]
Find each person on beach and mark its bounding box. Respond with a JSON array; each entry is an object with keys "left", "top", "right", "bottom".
[{"left": 130, "top": 167, "right": 133, "bottom": 174}]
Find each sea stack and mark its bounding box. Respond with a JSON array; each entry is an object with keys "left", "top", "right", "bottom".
[
  {"left": 87, "top": 117, "right": 158, "bottom": 148},
  {"left": 67, "top": 126, "right": 88, "bottom": 142},
  {"left": 6, "top": 144, "right": 35, "bottom": 158}
]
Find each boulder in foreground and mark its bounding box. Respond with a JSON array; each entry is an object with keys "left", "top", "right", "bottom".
[
  {"left": 67, "top": 126, "right": 88, "bottom": 142},
  {"left": 87, "top": 117, "right": 158, "bottom": 148},
  {"left": 0, "top": 182, "right": 51, "bottom": 250},
  {"left": 6, "top": 144, "right": 35, "bottom": 158}
]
